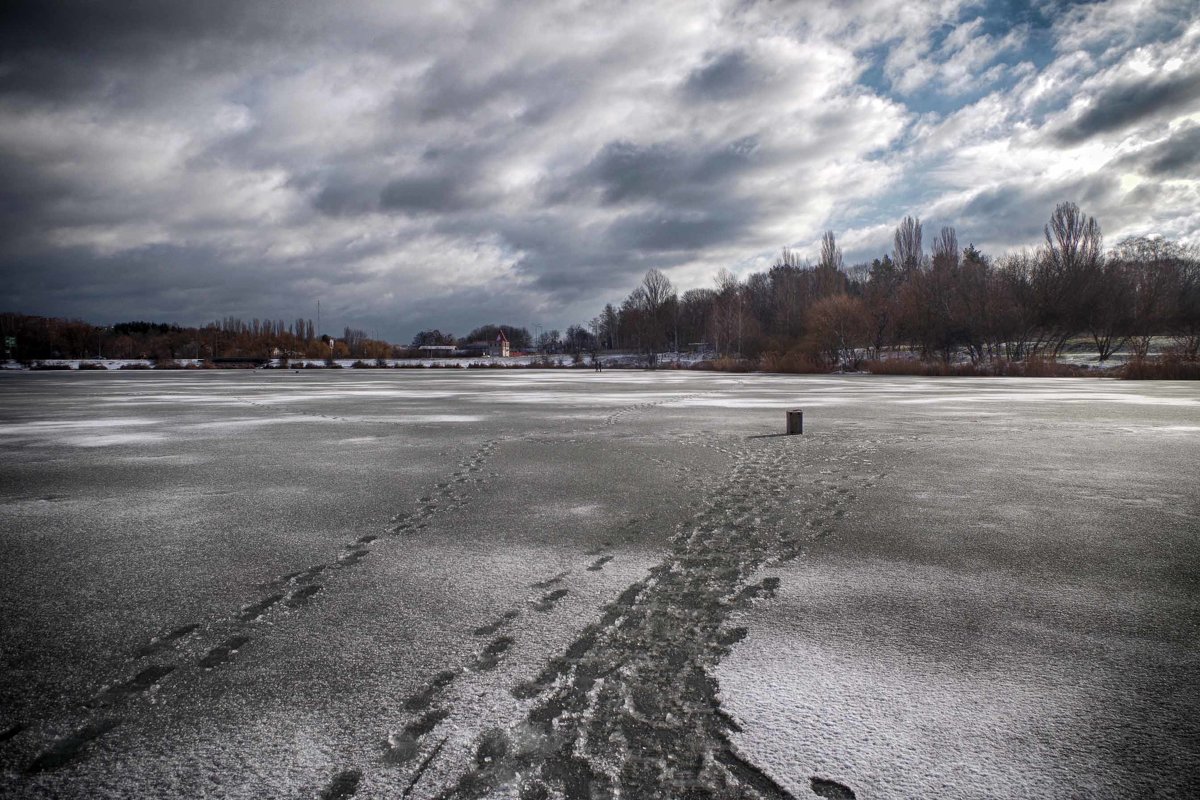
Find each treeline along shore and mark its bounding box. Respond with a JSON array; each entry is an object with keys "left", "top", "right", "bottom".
[
  {"left": 587, "top": 202, "right": 1199, "bottom": 379},
  {"left": 4, "top": 203, "right": 1198, "bottom": 379}
]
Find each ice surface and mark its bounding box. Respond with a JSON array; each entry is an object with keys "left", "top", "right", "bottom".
[{"left": 0, "top": 370, "right": 1196, "bottom": 798}]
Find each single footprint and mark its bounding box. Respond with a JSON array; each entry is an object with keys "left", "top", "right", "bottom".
[
  {"left": 402, "top": 670, "right": 459, "bottom": 712},
  {"left": 285, "top": 583, "right": 323, "bottom": 607},
  {"left": 239, "top": 594, "right": 284, "bottom": 622},
  {"left": 0, "top": 724, "right": 26, "bottom": 743},
  {"left": 91, "top": 664, "right": 175, "bottom": 706},
  {"left": 472, "top": 636, "right": 514, "bottom": 671},
  {"left": 135, "top": 623, "right": 200, "bottom": 657},
  {"left": 319, "top": 768, "right": 362, "bottom": 800},
  {"left": 199, "top": 635, "right": 251, "bottom": 669},
  {"left": 26, "top": 719, "right": 120, "bottom": 773},
  {"left": 338, "top": 549, "right": 370, "bottom": 567},
  {"left": 473, "top": 609, "right": 519, "bottom": 637},
  {"left": 530, "top": 572, "right": 567, "bottom": 590},
  {"left": 532, "top": 589, "right": 568, "bottom": 612},
  {"left": 385, "top": 709, "right": 450, "bottom": 764},
  {"left": 811, "top": 777, "right": 856, "bottom": 799}
]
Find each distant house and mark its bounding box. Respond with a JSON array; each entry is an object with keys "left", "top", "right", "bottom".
[
  {"left": 459, "top": 341, "right": 491, "bottom": 356},
  {"left": 490, "top": 329, "right": 510, "bottom": 357},
  {"left": 458, "top": 329, "right": 510, "bottom": 358}
]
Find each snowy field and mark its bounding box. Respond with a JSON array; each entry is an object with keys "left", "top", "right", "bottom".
[{"left": 0, "top": 371, "right": 1196, "bottom": 799}]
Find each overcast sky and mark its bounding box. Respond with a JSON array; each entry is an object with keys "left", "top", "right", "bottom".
[{"left": 2, "top": 0, "right": 1198, "bottom": 341}]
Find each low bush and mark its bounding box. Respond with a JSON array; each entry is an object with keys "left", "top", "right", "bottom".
[
  {"left": 692, "top": 357, "right": 754, "bottom": 373},
  {"left": 759, "top": 349, "right": 825, "bottom": 374},
  {"left": 77, "top": 362, "right": 108, "bottom": 370},
  {"left": 1018, "top": 357, "right": 1102, "bottom": 377},
  {"left": 859, "top": 357, "right": 1107, "bottom": 377},
  {"left": 1121, "top": 356, "right": 1200, "bottom": 380}
]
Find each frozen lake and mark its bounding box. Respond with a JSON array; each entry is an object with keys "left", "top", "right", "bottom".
[{"left": 1, "top": 371, "right": 1197, "bottom": 799}]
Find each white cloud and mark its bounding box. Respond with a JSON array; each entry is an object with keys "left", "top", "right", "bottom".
[{"left": 0, "top": 0, "right": 1197, "bottom": 335}]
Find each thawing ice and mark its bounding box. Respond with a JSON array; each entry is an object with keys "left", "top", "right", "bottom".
[
  {"left": 60, "top": 432, "right": 167, "bottom": 447},
  {"left": 0, "top": 418, "right": 159, "bottom": 435},
  {"left": 0, "top": 370, "right": 1195, "bottom": 799}
]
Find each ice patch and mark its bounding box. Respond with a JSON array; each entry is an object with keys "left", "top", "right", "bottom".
[
  {"left": 115, "top": 454, "right": 207, "bottom": 465},
  {"left": 672, "top": 397, "right": 840, "bottom": 409},
  {"left": 0, "top": 418, "right": 159, "bottom": 436},
  {"left": 61, "top": 433, "right": 166, "bottom": 448},
  {"left": 896, "top": 391, "right": 1198, "bottom": 406},
  {"left": 187, "top": 418, "right": 329, "bottom": 431},
  {"left": 1118, "top": 424, "right": 1200, "bottom": 435},
  {"left": 0, "top": 418, "right": 166, "bottom": 447}
]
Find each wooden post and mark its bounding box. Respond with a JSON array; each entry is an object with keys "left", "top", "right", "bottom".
[{"left": 786, "top": 409, "right": 803, "bottom": 435}]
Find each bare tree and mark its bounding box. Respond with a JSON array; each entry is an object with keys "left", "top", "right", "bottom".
[
  {"left": 1111, "top": 236, "right": 1186, "bottom": 358},
  {"left": 807, "top": 295, "right": 869, "bottom": 369},
  {"left": 931, "top": 227, "right": 959, "bottom": 271},
  {"left": 1037, "top": 201, "right": 1103, "bottom": 356},
  {"left": 1044, "top": 201, "right": 1102, "bottom": 275},
  {"left": 993, "top": 251, "right": 1042, "bottom": 360},
  {"left": 1085, "top": 258, "right": 1133, "bottom": 361},
  {"left": 777, "top": 247, "right": 804, "bottom": 268},
  {"left": 909, "top": 225, "right": 960, "bottom": 363},
  {"left": 713, "top": 268, "right": 744, "bottom": 356},
  {"left": 626, "top": 269, "right": 677, "bottom": 366},
  {"left": 814, "top": 230, "right": 847, "bottom": 299},
  {"left": 342, "top": 326, "right": 367, "bottom": 357},
  {"left": 641, "top": 268, "right": 674, "bottom": 312},
  {"left": 1171, "top": 244, "right": 1200, "bottom": 360},
  {"left": 820, "top": 230, "right": 844, "bottom": 272},
  {"left": 863, "top": 256, "right": 899, "bottom": 358},
  {"left": 893, "top": 215, "right": 924, "bottom": 272}
]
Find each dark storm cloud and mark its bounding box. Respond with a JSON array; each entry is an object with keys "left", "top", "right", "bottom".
[
  {"left": 413, "top": 55, "right": 577, "bottom": 125},
  {"left": 956, "top": 173, "right": 1122, "bottom": 242},
  {"left": 0, "top": 244, "right": 274, "bottom": 322},
  {"left": 0, "top": 156, "right": 69, "bottom": 231},
  {"left": 682, "top": 50, "right": 758, "bottom": 101},
  {"left": 380, "top": 175, "right": 474, "bottom": 213},
  {"left": 609, "top": 206, "right": 756, "bottom": 252},
  {"left": 1054, "top": 69, "right": 1200, "bottom": 144},
  {"left": 484, "top": 213, "right": 644, "bottom": 295},
  {"left": 377, "top": 146, "right": 499, "bottom": 215},
  {"left": 0, "top": 0, "right": 257, "bottom": 52},
  {"left": 309, "top": 145, "right": 497, "bottom": 217},
  {"left": 311, "top": 180, "right": 378, "bottom": 218},
  {"left": 0, "top": 0, "right": 274, "bottom": 101},
  {"left": 1120, "top": 123, "right": 1200, "bottom": 177},
  {"left": 582, "top": 138, "right": 758, "bottom": 206}
]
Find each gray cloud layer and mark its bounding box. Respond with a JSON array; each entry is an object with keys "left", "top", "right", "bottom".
[
  {"left": 1055, "top": 68, "right": 1200, "bottom": 143},
  {"left": 1, "top": 0, "right": 1198, "bottom": 339}
]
